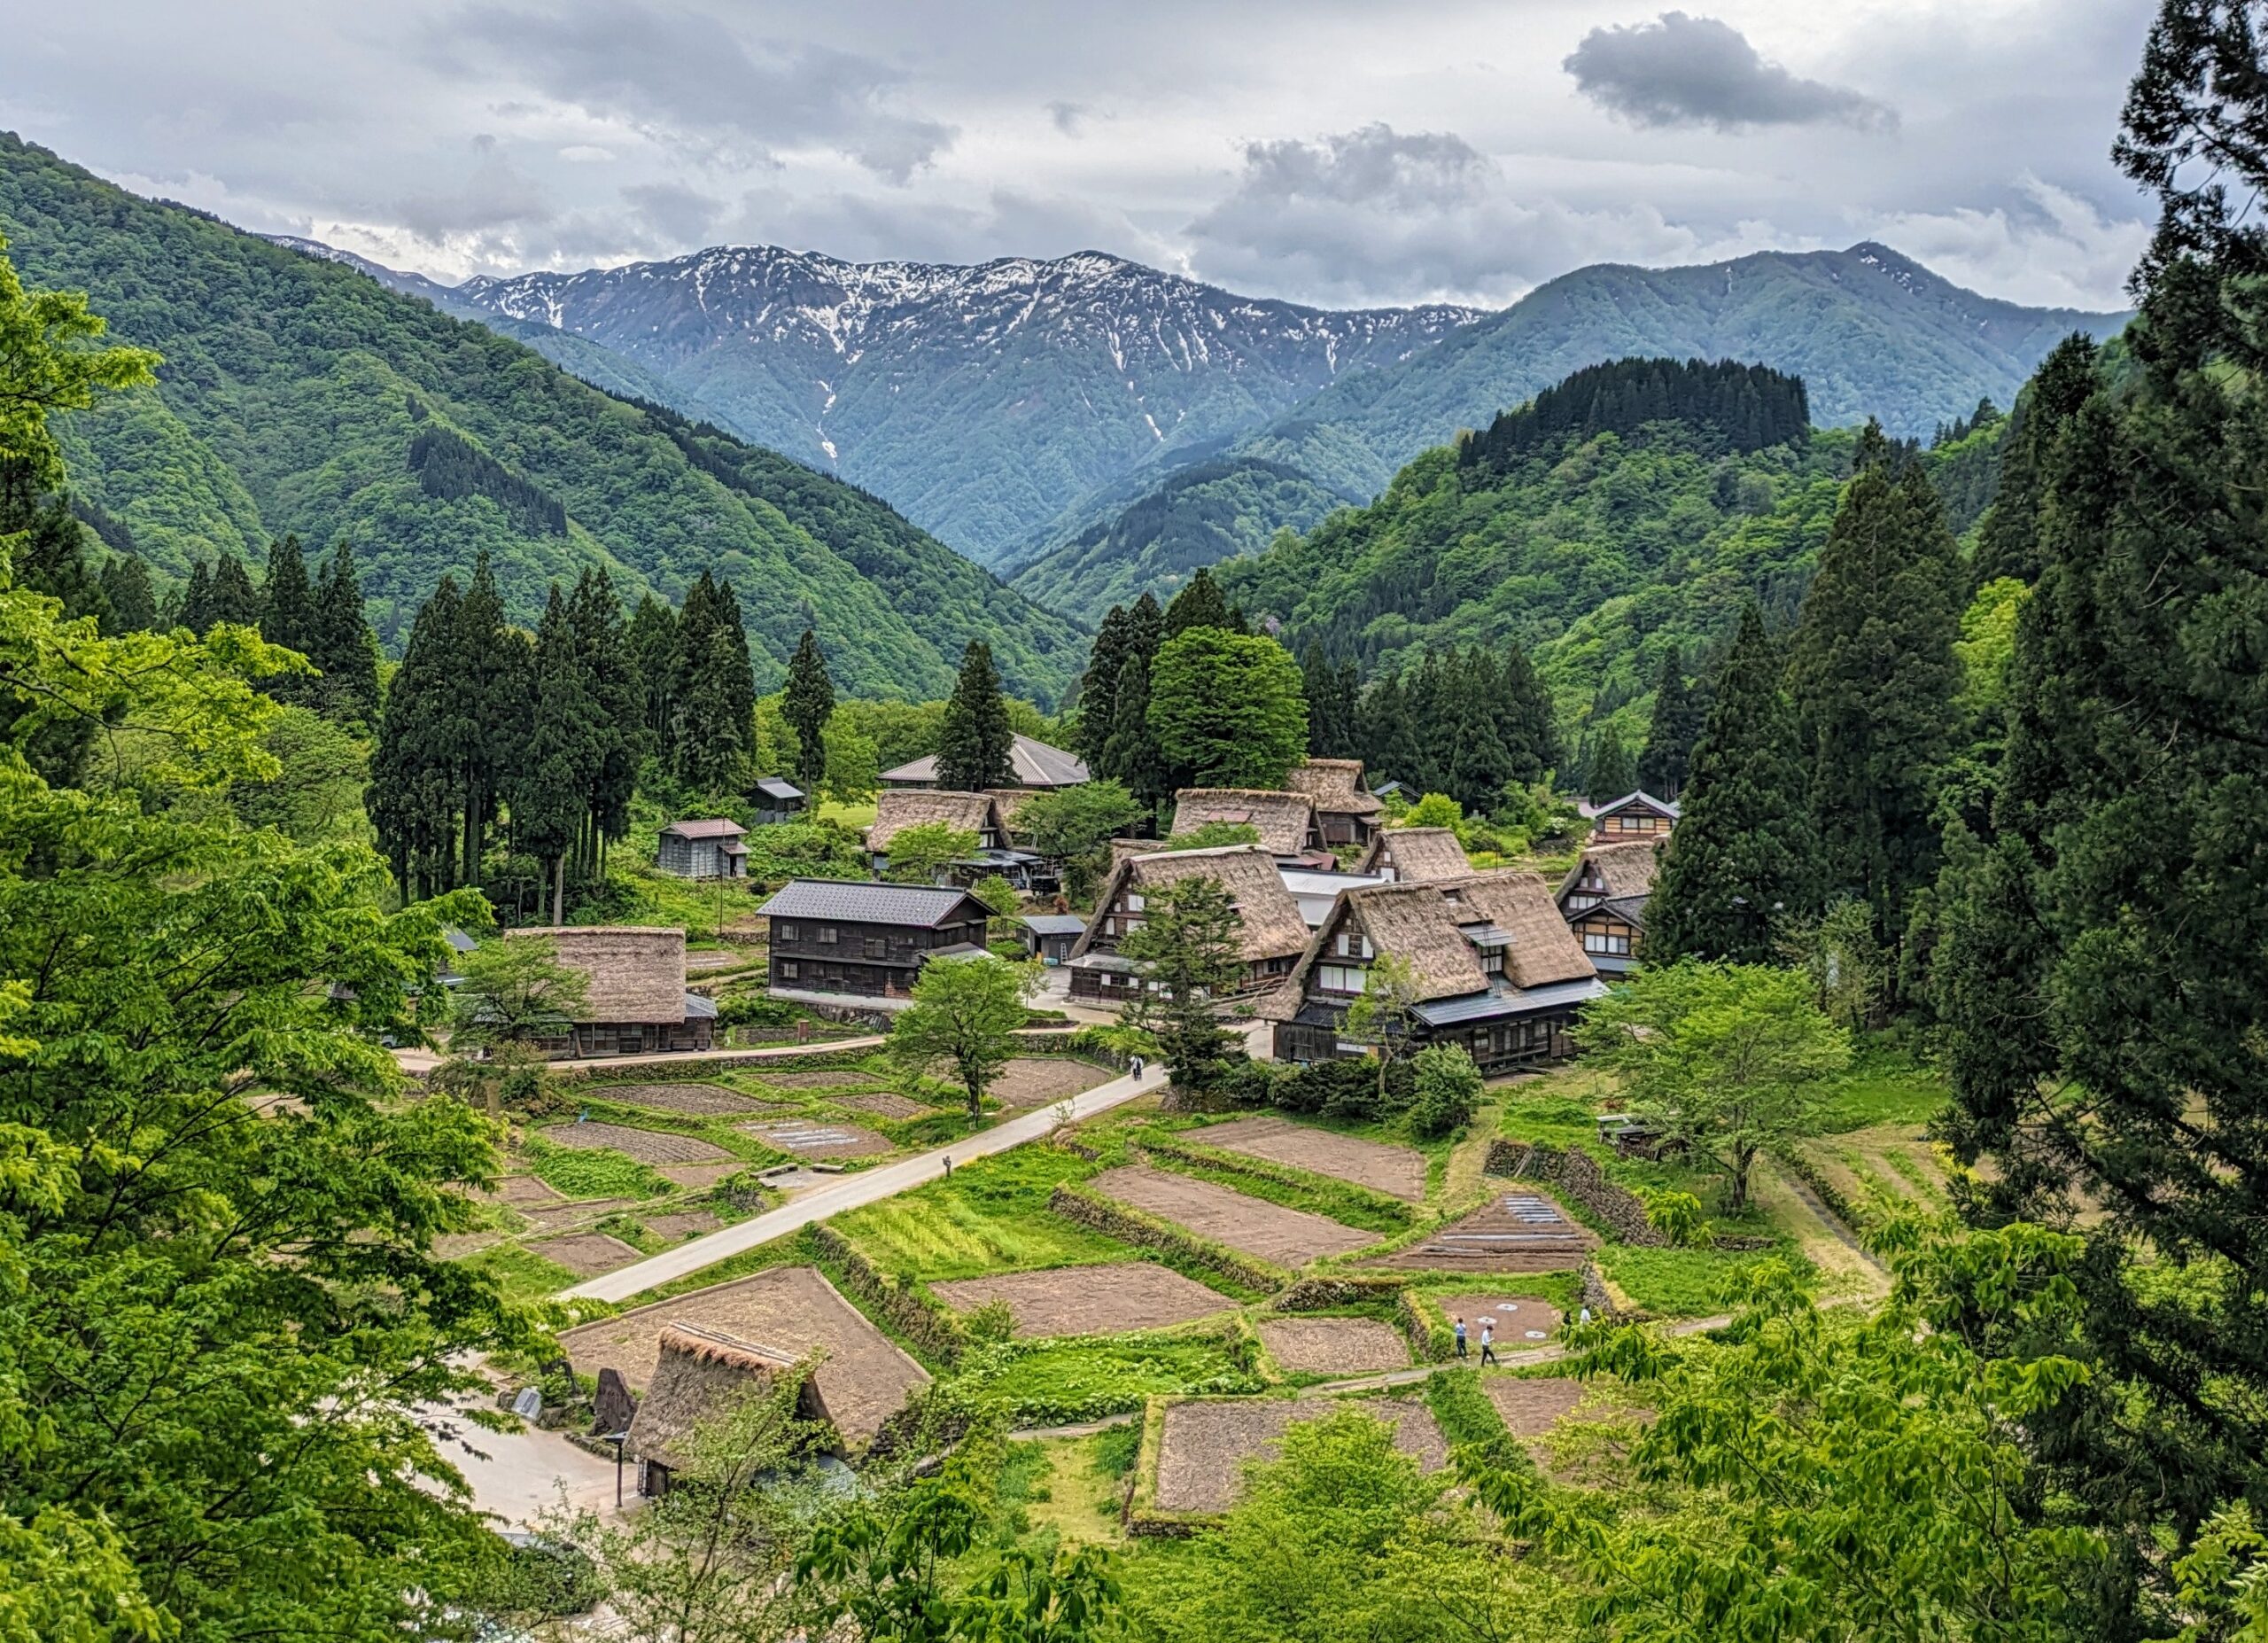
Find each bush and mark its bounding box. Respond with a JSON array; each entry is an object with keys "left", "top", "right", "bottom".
[
  {"left": 1271, "top": 1055, "right": 1414, "bottom": 1123},
  {"left": 1405, "top": 1045, "right": 1482, "bottom": 1139},
  {"left": 1215, "top": 1057, "right": 1289, "bottom": 1107},
  {"left": 717, "top": 992, "right": 804, "bottom": 1028}
]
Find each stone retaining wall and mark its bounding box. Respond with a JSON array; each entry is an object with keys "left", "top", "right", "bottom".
[{"left": 804, "top": 1224, "right": 967, "bottom": 1367}]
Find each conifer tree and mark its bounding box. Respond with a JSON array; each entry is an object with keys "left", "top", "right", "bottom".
[
  {"left": 369, "top": 576, "right": 463, "bottom": 895},
  {"left": 1648, "top": 604, "right": 1818, "bottom": 964},
  {"left": 625, "top": 593, "right": 678, "bottom": 752},
  {"left": 257, "top": 536, "right": 316, "bottom": 705},
  {"left": 1301, "top": 643, "right": 1361, "bottom": 759},
  {"left": 1496, "top": 641, "right": 1560, "bottom": 784},
  {"left": 1936, "top": 18, "right": 2268, "bottom": 1611},
  {"left": 512, "top": 587, "right": 601, "bottom": 924},
  {"left": 445, "top": 551, "right": 532, "bottom": 882},
  {"left": 206, "top": 555, "right": 259, "bottom": 628},
  {"left": 1162, "top": 566, "right": 1236, "bottom": 637},
  {"left": 1357, "top": 672, "right": 1422, "bottom": 790},
  {"left": 1790, "top": 436, "right": 1962, "bottom": 956},
  {"left": 97, "top": 554, "right": 155, "bottom": 635},
  {"left": 1969, "top": 335, "right": 2100, "bottom": 588},
  {"left": 1078, "top": 603, "right": 1134, "bottom": 767},
  {"left": 1638, "top": 650, "right": 1705, "bottom": 797},
  {"left": 936, "top": 639, "right": 1015, "bottom": 790},
  {"left": 567, "top": 567, "right": 639, "bottom": 879},
  {"left": 1581, "top": 723, "right": 1635, "bottom": 799},
  {"left": 175, "top": 559, "right": 214, "bottom": 634},
  {"left": 311, "top": 541, "right": 381, "bottom": 724},
  {"left": 1102, "top": 653, "right": 1169, "bottom": 814},
  {"left": 780, "top": 627, "right": 835, "bottom": 800},
  {"left": 669, "top": 571, "right": 755, "bottom": 790}
]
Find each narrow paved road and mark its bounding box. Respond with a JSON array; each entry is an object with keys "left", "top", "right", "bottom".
[{"left": 567, "top": 1063, "right": 1159, "bottom": 1303}]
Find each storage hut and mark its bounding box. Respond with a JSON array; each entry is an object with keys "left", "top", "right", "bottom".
[
  {"left": 657, "top": 818, "right": 748, "bottom": 878},
  {"left": 1167, "top": 788, "right": 1324, "bottom": 861}
]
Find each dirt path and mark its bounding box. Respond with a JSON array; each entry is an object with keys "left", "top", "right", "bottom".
[
  {"left": 394, "top": 1036, "right": 888, "bottom": 1078},
  {"left": 1294, "top": 1312, "right": 1735, "bottom": 1398},
  {"left": 564, "top": 1063, "right": 1161, "bottom": 1303}
]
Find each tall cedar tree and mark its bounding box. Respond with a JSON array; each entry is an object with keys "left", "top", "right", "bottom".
[
  {"left": 1647, "top": 604, "right": 1819, "bottom": 964},
  {"left": 206, "top": 554, "right": 259, "bottom": 628},
  {"left": 567, "top": 567, "right": 640, "bottom": 881},
  {"left": 1444, "top": 652, "right": 1516, "bottom": 812},
  {"left": 172, "top": 559, "right": 211, "bottom": 633},
  {"left": 1581, "top": 723, "right": 1636, "bottom": 800},
  {"left": 446, "top": 552, "right": 532, "bottom": 881},
  {"left": 258, "top": 535, "right": 316, "bottom": 705},
  {"left": 1118, "top": 876, "right": 1247, "bottom": 1087},
  {"left": 1357, "top": 672, "right": 1422, "bottom": 791},
  {"left": 1638, "top": 650, "right": 1705, "bottom": 797},
  {"left": 780, "top": 627, "right": 835, "bottom": 799},
  {"left": 1937, "top": 10, "right": 2268, "bottom": 1624},
  {"left": 369, "top": 577, "right": 462, "bottom": 895},
  {"left": 1102, "top": 653, "right": 1169, "bottom": 813},
  {"left": 1790, "top": 428, "right": 1963, "bottom": 958},
  {"left": 1969, "top": 335, "right": 2102, "bottom": 588},
  {"left": 668, "top": 571, "right": 756, "bottom": 790},
  {"left": 936, "top": 639, "right": 1015, "bottom": 790},
  {"left": 512, "top": 587, "right": 601, "bottom": 924},
  {"left": 1077, "top": 603, "right": 1134, "bottom": 766},
  {"left": 1301, "top": 643, "right": 1360, "bottom": 758},
  {"left": 625, "top": 593, "right": 678, "bottom": 750},
  {"left": 312, "top": 542, "right": 381, "bottom": 723},
  {"left": 97, "top": 552, "right": 155, "bottom": 635},
  {"left": 1161, "top": 566, "right": 1239, "bottom": 637},
  {"left": 1497, "top": 641, "right": 1560, "bottom": 784}
]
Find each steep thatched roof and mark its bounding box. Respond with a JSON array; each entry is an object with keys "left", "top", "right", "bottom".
[
  {"left": 504, "top": 926, "right": 686, "bottom": 1024},
  {"left": 1107, "top": 837, "right": 1169, "bottom": 871},
  {"left": 1169, "top": 789, "right": 1319, "bottom": 857},
  {"left": 867, "top": 789, "right": 1005, "bottom": 853},
  {"left": 986, "top": 787, "right": 1041, "bottom": 830},
  {"left": 1267, "top": 870, "right": 1595, "bottom": 1016},
  {"left": 625, "top": 1324, "right": 827, "bottom": 1471},
  {"left": 1284, "top": 759, "right": 1384, "bottom": 818},
  {"left": 1353, "top": 828, "right": 1472, "bottom": 884},
  {"left": 1557, "top": 840, "right": 1662, "bottom": 906},
  {"left": 1074, "top": 844, "right": 1310, "bottom": 964}
]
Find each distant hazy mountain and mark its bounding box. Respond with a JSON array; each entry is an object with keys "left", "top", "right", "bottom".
[
  {"left": 1, "top": 135, "right": 1084, "bottom": 701},
  {"left": 438, "top": 246, "right": 1478, "bottom": 563}
]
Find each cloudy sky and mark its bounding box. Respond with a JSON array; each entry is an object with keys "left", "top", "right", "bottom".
[{"left": 3, "top": 0, "right": 2160, "bottom": 310}]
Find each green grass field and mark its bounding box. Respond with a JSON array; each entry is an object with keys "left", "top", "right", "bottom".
[{"left": 833, "top": 1147, "right": 1131, "bottom": 1281}]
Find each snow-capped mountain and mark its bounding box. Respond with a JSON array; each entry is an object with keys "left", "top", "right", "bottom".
[{"left": 441, "top": 245, "right": 1479, "bottom": 563}]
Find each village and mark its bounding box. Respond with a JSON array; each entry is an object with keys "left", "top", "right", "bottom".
[{"left": 426, "top": 728, "right": 1943, "bottom": 1557}]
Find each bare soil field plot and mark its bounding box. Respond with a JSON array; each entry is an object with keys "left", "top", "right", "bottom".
[
  {"left": 759, "top": 1070, "right": 887, "bottom": 1092},
  {"left": 658, "top": 1161, "right": 742, "bottom": 1190},
  {"left": 560, "top": 1265, "right": 930, "bottom": 1444},
  {"left": 1259, "top": 1317, "right": 1409, "bottom": 1374},
  {"left": 483, "top": 1176, "right": 563, "bottom": 1209},
  {"left": 1198, "top": 1116, "right": 1426, "bottom": 1201},
  {"left": 529, "top": 1232, "right": 642, "bottom": 1277},
  {"left": 1434, "top": 1291, "right": 1562, "bottom": 1348},
  {"left": 592, "top": 1082, "right": 767, "bottom": 1116},
  {"left": 518, "top": 1195, "right": 634, "bottom": 1234},
  {"left": 989, "top": 1058, "right": 1114, "bottom": 1109},
  {"left": 641, "top": 1210, "right": 723, "bottom": 1242},
  {"left": 1088, "top": 1165, "right": 1374, "bottom": 1265},
  {"left": 1154, "top": 1399, "right": 1447, "bottom": 1513},
  {"left": 541, "top": 1121, "right": 730, "bottom": 1164},
  {"left": 1381, "top": 1190, "right": 1594, "bottom": 1273},
  {"left": 929, "top": 1263, "right": 1231, "bottom": 1338},
  {"left": 1484, "top": 1377, "right": 1589, "bottom": 1437},
  {"left": 832, "top": 1091, "right": 934, "bottom": 1120},
  {"left": 432, "top": 1232, "right": 501, "bottom": 1259},
  {"left": 740, "top": 1117, "right": 893, "bottom": 1158}
]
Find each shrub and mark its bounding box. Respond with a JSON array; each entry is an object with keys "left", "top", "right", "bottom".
[
  {"left": 1405, "top": 1045, "right": 1483, "bottom": 1138},
  {"left": 717, "top": 992, "right": 804, "bottom": 1028},
  {"left": 1271, "top": 1055, "right": 1413, "bottom": 1122}
]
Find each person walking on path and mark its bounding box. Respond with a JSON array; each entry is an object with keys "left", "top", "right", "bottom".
[
  {"left": 1453, "top": 1317, "right": 1468, "bottom": 1359},
  {"left": 1480, "top": 1320, "right": 1498, "bottom": 1367},
  {"left": 943, "top": 1156, "right": 952, "bottom": 1178},
  {"left": 1129, "top": 1055, "right": 1146, "bottom": 1080}
]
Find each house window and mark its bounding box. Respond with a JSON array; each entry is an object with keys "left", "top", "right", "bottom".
[
  {"left": 1334, "top": 931, "right": 1350, "bottom": 957},
  {"left": 779, "top": 960, "right": 800, "bottom": 980},
  {"left": 1125, "top": 892, "right": 1146, "bottom": 912},
  {"left": 1565, "top": 894, "right": 1601, "bottom": 910},
  {"left": 1581, "top": 930, "right": 1632, "bottom": 954},
  {"left": 1104, "top": 917, "right": 1115, "bottom": 936},
  {"left": 1480, "top": 949, "right": 1504, "bottom": 974},
  {"left": 1360, "top": 936, "right": 1374, "bottom": 960},
  {"left": 1317, "top": 964, "right": 1368, "bottom": 994},
  {"left": 777, "top": 923, "right": 799, "bottom": 941},
  {"left": 864, "top": 936, "right": 886, "bottom": 958},
  {"left": 819, "top": 926, "right": 839, "bottom": 945}
]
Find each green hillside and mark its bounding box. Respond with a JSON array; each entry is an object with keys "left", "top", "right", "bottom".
[
  {"left": 1006, "top": 456, "right": 1354, "bottom": 622},
  {"left": 0, "top": 133, "right": 1083, "bottom": 702}
]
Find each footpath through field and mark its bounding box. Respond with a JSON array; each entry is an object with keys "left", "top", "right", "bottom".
[{"left": 565, "top": 1062, "right": 1158, "bottom": 1303}]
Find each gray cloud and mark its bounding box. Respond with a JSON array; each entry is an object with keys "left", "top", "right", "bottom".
[
  {"left": 1046, "top": 101, "right": 1088, "bottom": 136},
  {"left": 442, "top": 0, "right": 956, "bottom": 181},
  {"left": 1185, "top": 122, "right": 1702, "bottom": 305},
  {"left": 622, "top": 180, "right": 726, "bottom": 243},
  {"left": 1565, "top": 12, "right": 1896, "bottom": 133},
  {"left": 393, "top": 135, "right": 553, "bottom": 241}
]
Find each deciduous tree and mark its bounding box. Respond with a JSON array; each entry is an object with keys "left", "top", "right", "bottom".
[
  {"left": 889, "top": 954, "right": 1038, "bottom": 1114},
  {"left": 1146, "top": 628, "right": 1306, "bottom": 790}
]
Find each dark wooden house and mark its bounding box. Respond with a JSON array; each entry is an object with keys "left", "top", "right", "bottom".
[
  {"left": 1556, "top": 840, "right": 1662, "bottom": 977},
  {"left": 1283, "top": 759, "right": 1386, "bottom": 847},
  {"left": 1066, "top": 844, "right": 1309, "bottom": 1004},
  {"left": 657, "top": 817, "right": 748, "bottom": 878},
  {"left": 758, "top": 880, "right": 991, "bottom": 999},
  {"left": 500, "top": 926, "right": 715, "bottom": 1056},
  {"left": 752, "top": 778, "right": 807, "bottom": 827},
  {"left": 1262, "top": 872, "right": 1606, "bottom": 1072},
  {"left": 1579, "top": 789, "right": 1680, "bottom": 842}
]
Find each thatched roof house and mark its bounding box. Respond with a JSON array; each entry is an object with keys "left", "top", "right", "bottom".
[
  {"left": 625, "top": 1323, "right": 832, "bottom": 1476},
  {"left": 1283, "top": 759, "right": 1385, "bottom": 845},
  {"left": 1169, "top": 788, "right": 1323, "bottom": 859},
  {"left": 1355, "top": 827, "right": 1472, "bottom": 884},
  {"left": 1557, "top": 839, "right": 1663, "bottom": 977},
  {"left": 1263, "top": 872, "right": 1605, "bottom": 1071},
  {"left": 500, "top": 926, "right": 712, "bottom": 1055},
  {"left": 1068, "top": 843, "right": 1311, "bottom": 1002},
  {"left": 866, "top": 790, "right": 1008, "bottom": 854}
]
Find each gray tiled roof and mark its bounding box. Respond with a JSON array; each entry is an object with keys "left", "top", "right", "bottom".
[
  {"left": 753, "top": 778, "right": 805, "bottom": 801},
  {"left": 1021, "top": 914, "right": 1089, "bottom": 936},
  {"left": 663, "top": 817, "right": 748, "bottom": 839},
  {"left": 757, "top": 879, "right": 986, "bottom": 928},
  {"left": 879, "top": 734, "right": 1091, "bottom": 789},
  {"left": 1410, "top": 976, "right": 1609, "bottom": 1025}
]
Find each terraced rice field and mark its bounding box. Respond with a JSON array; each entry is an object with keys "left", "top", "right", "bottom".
[
  {"left": 1196, "top": 1116, "right": 1427, "bottom": 1200},
  {"left": 540, "top": 1121, "right": 730, "bottom": 1164},
  {"left": 1382, "top": 1189, "right": 1594, "bottom": 1273},
  {"left": 1257, "top": 1317, "right": 1410, "bottom": 1374},
  {"left": 1153, "top": 1399, "right": 1447, "bottom": 1513},
  {"left": 1087, "top": 1165, "right": 1375, "bottom": 1265},
  {"left": 929, "top": 1263, "right": 1234, "bottom": 1338},
  {"left": 739, "top": 1117, "right": 893, "bottom": 1157}
]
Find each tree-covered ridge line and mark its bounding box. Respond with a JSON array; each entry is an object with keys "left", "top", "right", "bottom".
[
  {"left": 1460, "top": 356, "right": 1809, "bottom": 471},
  {"left": 0, "top": 130, "right": 1083, "bottom": 704}
]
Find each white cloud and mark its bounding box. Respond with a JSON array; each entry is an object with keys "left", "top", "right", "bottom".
[{"left": 1856, "top": 176, "right": 2149, "bottom": 309}]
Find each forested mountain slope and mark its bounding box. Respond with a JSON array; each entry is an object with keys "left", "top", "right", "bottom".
[
  {"left": 1216, "top": 358, "right": 1947, "bottom": 720},
  {"left": 1006, "top": 456, "right": 1354, "bottom": 624},
  {"left": 0, "top": 133, "right": 1084, "bottom": 701},
  {"left": 1239, "top": 243, "right": 2119, "bottom": 502},
  {"left": 438, "top": 245, "right": 1477, "bottom": 563}
]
